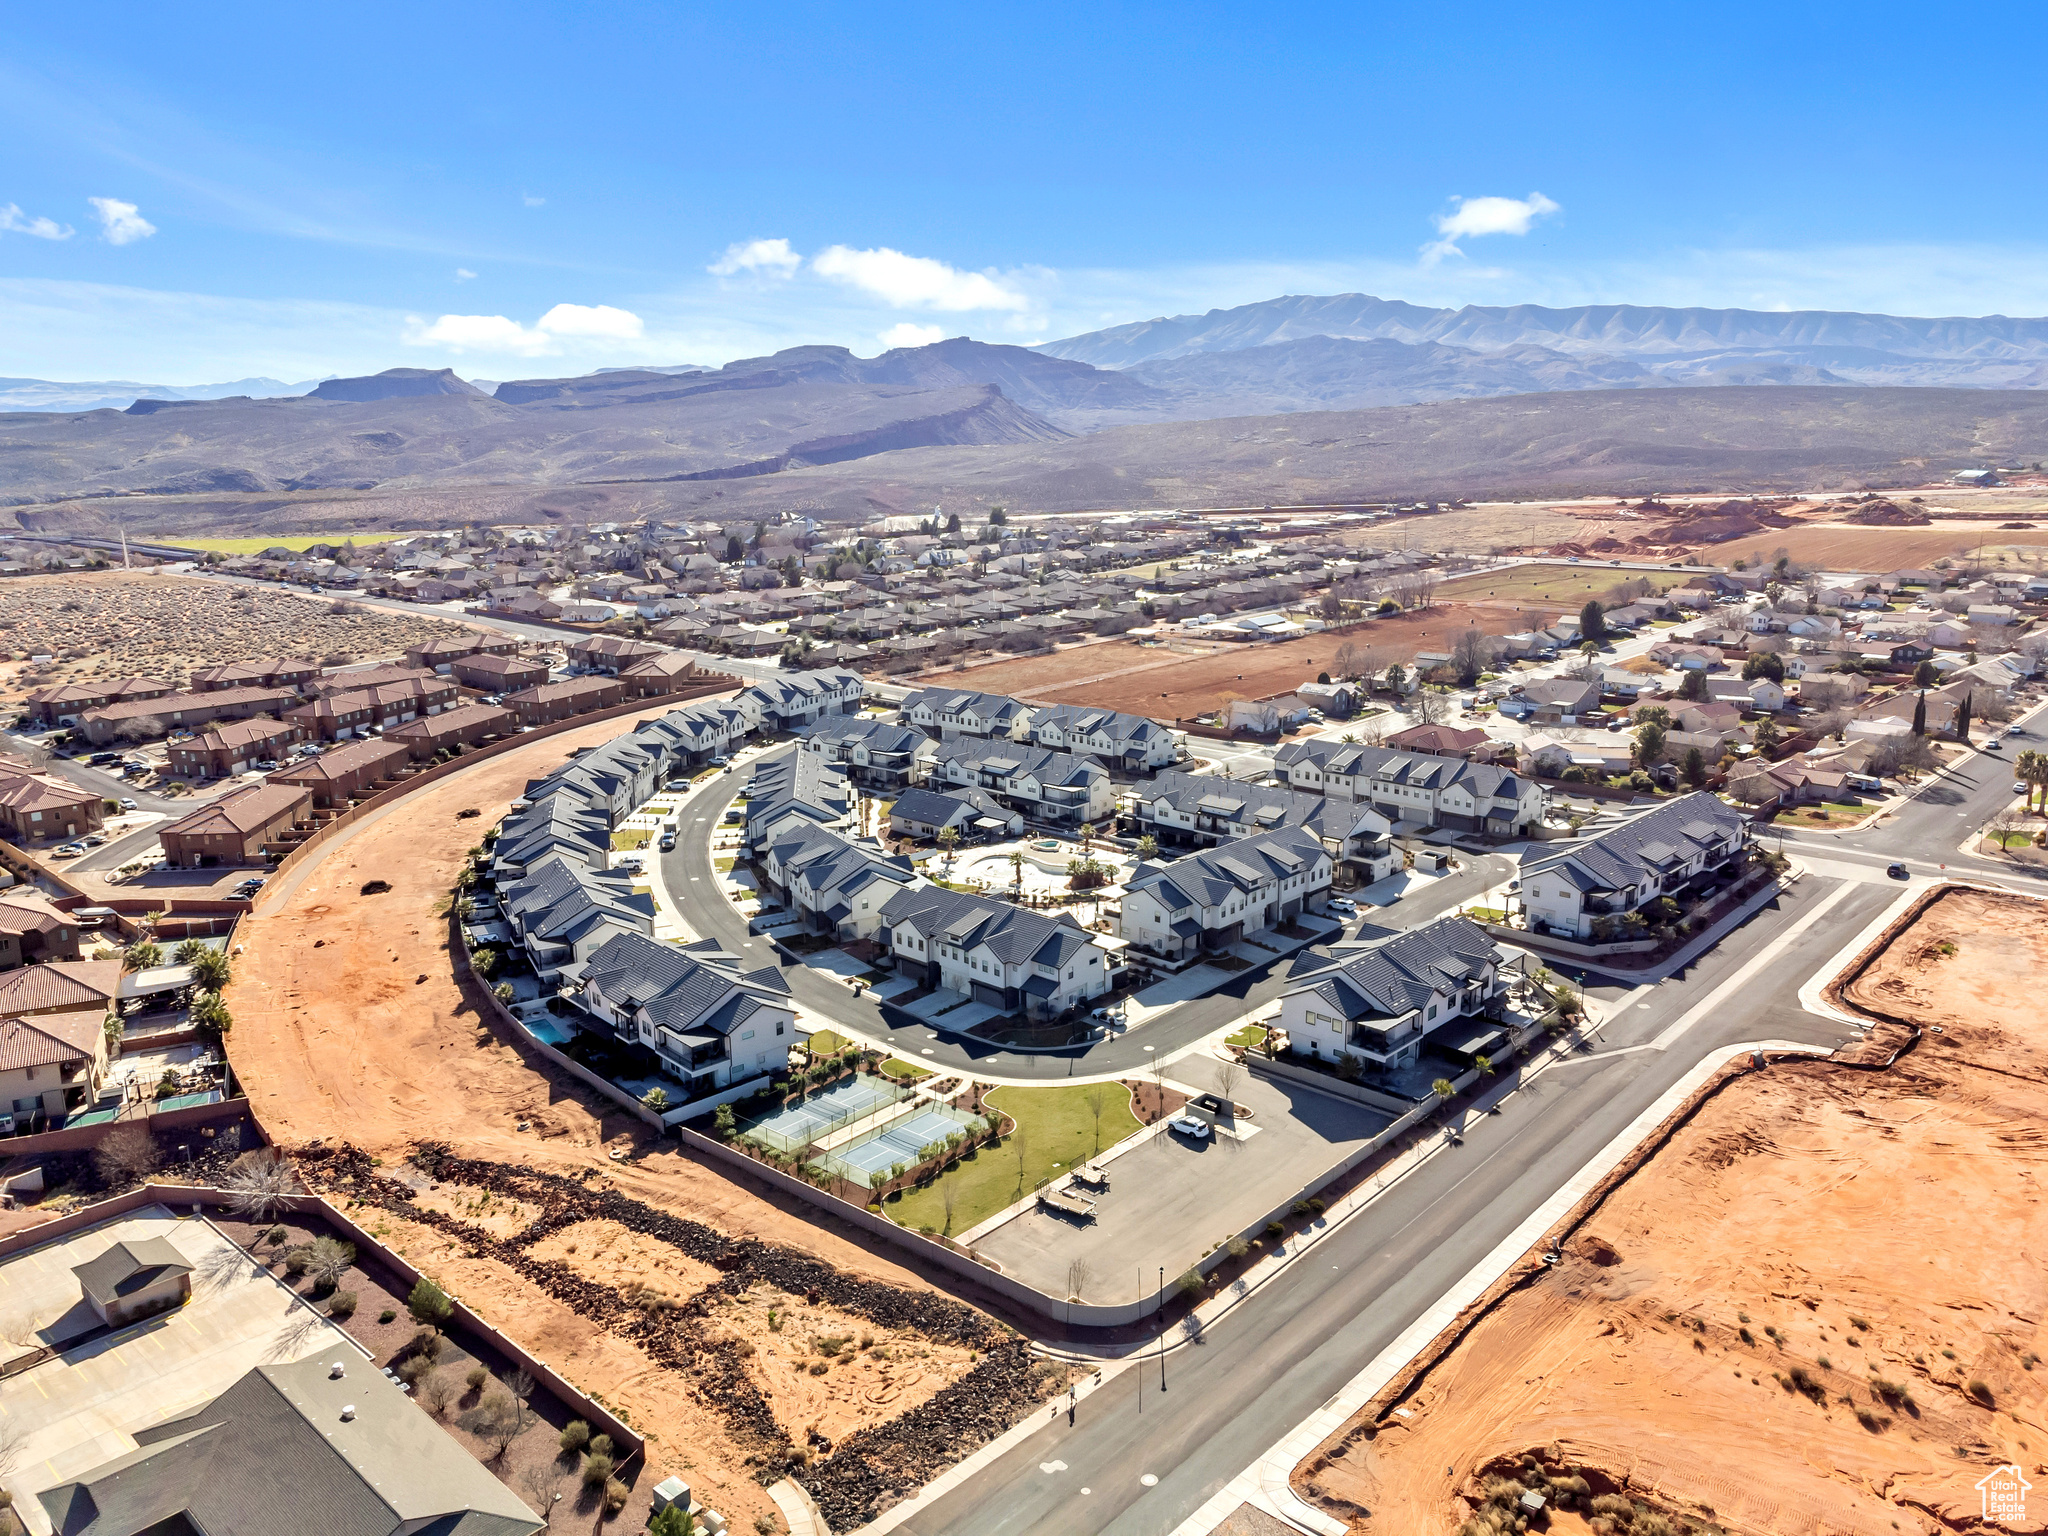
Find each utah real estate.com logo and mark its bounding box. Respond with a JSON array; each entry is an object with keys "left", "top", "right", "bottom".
[{"left": 1979, "top": 1464, "right": 2031, "bottom": 1526}]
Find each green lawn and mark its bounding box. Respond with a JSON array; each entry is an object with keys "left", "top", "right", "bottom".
[
  {"left": 806, "top": 1030, "right": 847, "bottom": 1055},
  {"left": 1224, "top": 1023, "right": 1268, "bottom": 1050},
  {"left": 885, "top": 1083, "right": 1142, "bottom": 1235},
  {"left": 609, "top": 829, "right": 653, "bottom": 850},
  {"left": 173, "top": 531, "right": 424, "bottom": 554},
  {"left": 1774, "top": 800, "right": 1869, "bottom": 829},
  {"left": 1464, "top": 906, "right": 1509, "bottom": 924},
  {"left": 878, "top": 1057, "right": 933, "bottom": 1081}
]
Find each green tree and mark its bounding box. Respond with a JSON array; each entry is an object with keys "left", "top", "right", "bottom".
[
  {"left": 1752, "top": 718, "right": 1783, "bottom": 756},
  {"left": 189, "top": 948, "right": 233, "bottom": 992},
  {"left": 173, "top": 937, "right": 209, "bottom": 965},
  {"left": 1910, "top": 691, "right": 1927, "bottom": 737},
  {"left": 945, "top": 511, "right": 961, "bottom": 533},
  {"left": 1955, "top": 691, "right": 1972, "bottom": 741},
  {"left": 936, "top": 825, "right": 960, "bottom": 863},
  {"left": 1383, "top": 662, "right": 1407, "bottom": 697},
  {"left": 1579, "top": 600, "right": 1607, "bottom": 642},
  {"left": 1912, "top": 659, "right": 1940, "bottom": 688},
  {"left": 1135, "top": 834, "right": 1159, "bottom": 859},
  {"left": 723, "top": 535, "right": 743, "bottom": 563},
  {"left": 1634, "top": 721, "right": 1666, "bottom": 768},
  {"left": 408, "top": 1277, "right": 454, "bottom": 1334},
  {"left": 190, "top": 990, "right": 233, "bottom": 1041},
  {"left": 1678, "top": 669, "right": 1707, "bottom": 702},
  {"left": 1683, "top": 745, "right": 1707, "bottom": 787},
  {"left": 1742, "top": 651, "right": 1785, "bottom": 683},
  {"left": 123, "top": 939, "right": 163, "bottom": 972},
  {"left": 650, "top": 1507, "right": 698, "bottom": 1536}
]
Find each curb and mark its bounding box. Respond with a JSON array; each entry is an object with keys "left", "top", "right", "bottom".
[{"left": 1167, "top": 1036, "right": 1835, "bottom": 1536}]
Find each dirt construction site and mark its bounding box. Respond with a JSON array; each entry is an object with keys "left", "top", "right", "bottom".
[
  {"left": 1292, "top": 885, "right": 2048, "bottom": 1536},
  {"left": 225, "top": 703, "right": 1064, "bottom": 1532}
]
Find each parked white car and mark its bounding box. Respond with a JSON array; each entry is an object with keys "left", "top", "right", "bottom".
[{"left": 1167, "top": 1114, "right": 1212, "bottom": 1141}]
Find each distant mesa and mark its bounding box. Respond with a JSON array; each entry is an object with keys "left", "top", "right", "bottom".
[{"left": 309, "top": 368, "right": 488, "bottom": 403}]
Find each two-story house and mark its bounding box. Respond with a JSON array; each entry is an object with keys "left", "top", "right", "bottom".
[
  {"left": 1271, "top": 741, "right": 1542, "bottom": 837},
  {"left": 739, "top": 669, "right": 866, "bottom": 731},
  {"left": 1027, "top": 704, "right": 1179, "bottom": 772},
  {"left": 877, "top": 887, "right": 1115, "bottom": 1020},
  {"left": 799, "top": 717, "right": 933, "bottom": 790},
  {"left": 577, "top": 930, "right": 795, "bottom": 1099},
  {"left": 923, "top": 740, "right": 1114, "bottom": 828},
  {"left": 1127, "top": 771, "right": 1333, "bottom": 848},
  {"left": 741, "top": 753, "right": 857, "bottom": 854},
  {"left": 1518, "top": 792, "right": 1753, "bottom": 941},
  {"left": 1278, "top": 915, "right": 1509, "bottom": 1072},
  {"left": 899, "top": 687, "right": 1032, "bottom": 741},
  {"left": 756, "top": 824, "right": 927, "bottom": 941},
  {"left": 1118, "top": 825, "right": 1332, "bottom": 961}
]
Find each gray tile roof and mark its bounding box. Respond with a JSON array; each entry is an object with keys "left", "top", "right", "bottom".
[
  {"left": 583, "top": 931, "right": 785, "bottom": 1039},
  {"left": 1272, "top": 740, "right": 1530, "bottom": 809},
  {"left": 1285, "top": 914, "right": 1500, "bottom": 1023},
  {"left": 928, "top": 738, "right": 1106, "bottom": 790},
  {"left": 1519, "top": 791, "right": 1749, "bottom": 895},
  {"left": 878, "top": 886, "right": 1097, "bottom": 969},
  {"left": 1133, "top": 771, "right": 1332, "bottom": 839},
  {"left": 1124, "top": 825, "right": 1324, "bottom": 911}
]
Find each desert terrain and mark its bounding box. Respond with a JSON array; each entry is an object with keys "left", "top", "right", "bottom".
[
  {"left": 227, "top": 702, "right": 1059, "bottom": 1528},
  {"left": 1293, "top": 886, "right": 2048, "bottom": 1536},
  {"left": 0, "top": 569, "right": 475, "bottom": 709}
]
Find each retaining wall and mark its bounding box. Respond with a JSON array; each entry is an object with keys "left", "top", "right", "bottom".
[
  {"left": 0, "top": 1097, "right": 256, "bottom": 1159},
  {"left": 1247, "top": 1054, "right": 1427, "bottom": 1114}
]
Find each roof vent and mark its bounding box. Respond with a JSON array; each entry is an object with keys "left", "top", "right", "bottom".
[
  {"left": 330, "top": 1362, "right": 346, "bottom": 1378},
  {"left": 340, "top": 1405, "right": 356, "bottom": 1421}
]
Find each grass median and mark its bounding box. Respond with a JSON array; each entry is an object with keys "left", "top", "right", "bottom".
[{"left": 885, "top": 1082, "right": 1143, "bottom": 1236}]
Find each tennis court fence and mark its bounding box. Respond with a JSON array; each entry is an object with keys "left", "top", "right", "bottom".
[
  {"left": 736, "top": 1074, "right": 913, "bottom": 1157},
  {"left": 816, "top": 1102, "right": 989, "bottom": 1190}
]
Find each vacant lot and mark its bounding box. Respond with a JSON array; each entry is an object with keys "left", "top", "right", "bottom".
[
  {"left": 173, "top": 531, "right": 424, "bottom": 554},
  {"left": 0, "top": 570, "right": 474, "bottom": 708},
  {"left": 1296, "top": 885, "right": 2048, "bottom": 1535},
  {"left": 1676, "top": 522, "right": 2048, "bottom": 572},
  {"left": 949, "top": 604, "right": 1504, "bottom": 718},
  {"left": 1429, "top": 563, "right": 1686, "bottom": 606}
]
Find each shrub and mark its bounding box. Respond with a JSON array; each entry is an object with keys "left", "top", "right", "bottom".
[
  {"left": 1968, "top": 1378, "right": 1995, "bottom": 1405},
  {"left": 378, "top": 1308, "right": 397, "bottom": 1324},
  {"left": 410, "top": 1328, "right": 444, "bottom": 1362},
  {"left": 1855, "top": 1405, "right": 1886, "bottom": 1430},
  {"left": 1738, "top": 1326, "right": 1754, "bottom": 1344},
  {"left": 407, "top": 1277, "right": 453, "bottom": 1332},
  {"left": 282, "top": 1246, "right": 312, "bottom": 1277},
  {"left": 1175, "top": 1268, "right": 1203, "bottom": 1298},
  {"left": 397, "top": 1354, "right": 434, "bottom": 1386},
  {"left": 604, "top": 1476, "right": 628, "bottom": 1515},
  {"left": 589, "top": 1434, "right": 614, "bottom": 1460},
  {"left": 327, "top": 1289, "right": 358, "bottom": 1319},
  {"left": 467, "top": 1365, "right": 490, "bottom": 1391},
  {"left": 559, "top": 1419, "right": 591, "bottom": 1455},
  {"left": 581, "top": 1450, "right": 615, "bottom": 1489},
  {"left": 1226, "top": 1236, "right": 1249, "bottom": 1258},
  {"left": 264, "top": 1225, "right": 286, "bottom": 1246}
]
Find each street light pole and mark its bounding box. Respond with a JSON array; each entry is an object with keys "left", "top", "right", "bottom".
[{"left": 1159, "top": 1265, "right": 1167, "bottom": 1391}]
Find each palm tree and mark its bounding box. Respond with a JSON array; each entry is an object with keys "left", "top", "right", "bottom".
[
  {"left": 1135, "top": 834, "right": 1159, "bottom": 860},
  {"left": 1079, "top": 822, "right": 1095, "bottom": 857},
  {"left": 936, "top": 826, "right": 960, "bottom": 866},
  {"left": 2013, "top": 749, "right": 2040, "bottom": 812},
  {"left": 1009, "top": 848, "right": 1025, "bottom": 898}
]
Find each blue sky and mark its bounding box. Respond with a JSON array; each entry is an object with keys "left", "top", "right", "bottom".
[{"left": 4, "top": 1, "right": 2048, "bottom": 383}]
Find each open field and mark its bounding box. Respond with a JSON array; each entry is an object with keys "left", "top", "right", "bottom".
[
  {"left": 1674, "top": 522, "right": 2048, "bottom": 572},
  {"left": 171, "top": 530, "right": 426, "bottom": 553},
  {"left": 940, "top": 605, "right": 1506, "bottom": 718},
  {"left": 1295, "top": 885, "right": 2048, "bottom": 1536},
  {"left": 1429, "top": 563, "right": 1688, "bottom": 605},
  {"left": 223, "top": 702, "right": 1071, "bottom": 1527},
  {"left": 887, "top": 1083, "right": 1143, "bottom": 1236},
  {"left": 0, "top": 569, "right": 475, "bottom": 708}
]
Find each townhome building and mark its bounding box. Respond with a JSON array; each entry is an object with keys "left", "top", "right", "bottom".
[
  {"left": 501, "top": 676, "right": 627, "bottom": 726},
  {"left": 899, "top": 687, "right": 1032, "bottom": 741},
  {"left": 80, "top": 686, "right": 301, "bottom": 745},
  {"left": 1127, "top": 771, "right": 1334, "bottom": 848},
  {"left": 497, "top": 856, "right": 653, "bottom": 982},
  {"left": 0, "top": 756, "right": 107, "bottom": 844},
  {"left": 1118, "top": 825, "right": 1332, "bottom": 962},
  {"left": 1279, "top": 914, "right": 1513, "bottom": 1073},
  {"left": 886, "top": 786, "right": 1023, "bottom": 842},
  {"left": 799, "top": 716, "right": 933, "bottom": 789},
  {"left": 166, "top": 719, "right": 309, "bottom": 780},
  {"left": 565, "top": 635, "right": 669, "bottom": 673},
  {"left": 923, "top": 739, "right": 1114, "bottom": 828},
  {"left": 156, "top": 782, "right": 314, "bottom": 868},
  {"left": 25, "top": 677, "right": 174, "bottom": 727},
  {"left": 635, "top": 698, "right": 754, "bottom": 768},
  {"left": 188, "top": 657, "right": 321, "bottom": 692},
  {"left": 1518, "top": 792, "right": 1753, "bottom": 940},
  {"left": 384, "top": 701, "right": 516, "bottom": 760},
  {"left": 285, "top": 677, "right": 458, "bottom": 740},
  {"left": 741, "top": 753, "right": 856, "bottom": 853},
  {"left": 757, "top": 823, "right": 926, "bottom": 940},
  {"left": 1027, "top": 704, "right": 1179, "bottom": 772},
  {"left": 1271, "top": 740, "right": 1543, "bottom": 837},
  {"left": 451, "top": 651, "right": 551, "bottom": 694},
  {"left": 877, "top": 886, "right": 1116, "bottom": 1020},
  {"left": 739, "top": 669, "right": 866, "bottom": 731},
  {"left": 576, "top": 930, "right": 795, "bottom": 1095}
]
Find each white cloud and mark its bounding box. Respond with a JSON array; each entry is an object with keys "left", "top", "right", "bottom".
[
  {"left": 533, "top": 302, "right": 643, "bottom": 340},
  {"left": 522, "top": 193, "right": 546, "bottom": 207},
  {"left": 88, "top": 197, "right": 156, "bottom": 245},
  {"left": 454, "top": 267, "right": 476, "bottom": 282},
  {"left": 406, "top": 302, "right": 645, "bottom": 356},
  {"left": 811, "top": 245, "right": 1030, "bottom": 311},
  {"left": 709, "top": 237, "right": 802, "bottom": 279},
  {"left": 0, "top": 203, "right": 73, "bottom": 240},
  {"left": 1423, "top": 192, "right": 1559, "bottom": 263},
  {"left": 878, "top": 322, "right": 946, "bottom": 350}
]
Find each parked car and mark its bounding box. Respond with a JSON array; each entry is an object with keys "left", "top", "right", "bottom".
[
  {"left": 1089, "top": 1005, "right": 1119, "bottom": 1023},
  {"left": 88, "top": 751, "right": 121, "bottom": 765},
  {"left": 254, "top": 759, "right": 279, "bottom": 771},
  {"left": 1327, "top": 897, "right": 1357, "bottom": 915},
  {"left": 1167, "top": 1114, "right": 1212, "bottom": 1141},
  {"left": 54, "top": 842, "right": 87, "bottom": 857},
  {"left": 0, "top": 1110, "right": 14, "bottom": 1135},
  {"left": 1984, "top": 737, "right": 2003, "bottom": 752},
  {"left": 83, "top": 834, "right": 107, "bottom": 847},
  {"left": 119, "top": 797, "right": 138, "bottom": 810}
]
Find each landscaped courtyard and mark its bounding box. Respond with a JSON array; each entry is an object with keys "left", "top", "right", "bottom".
[{"left": 885, "top": 1082, "right": 1143, "bottom": 1236}]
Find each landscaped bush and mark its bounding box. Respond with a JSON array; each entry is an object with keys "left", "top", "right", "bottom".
[
  {"left": 397, "top": 1354, "right": 434, "bottom": 1386},
  {"left": 326, "top": 1289, "right": 357, "bottom": 1319},
  {"left": 559, "top": 1419, "right": 591, "bottom": 1456},
  {"left": 282, "top": 1245, "right": 312, "bottom": 1277},
  {"left": 581, "top": 1451, "right": 615, "bottom": 1489},
  {"left": 466, "top": 1364, "right": 490, "bottom": 1391},
  {"left": 378, "top": 1308, "right": 397, "bottom": 1324},
  {"left": 410, "top": 1328, "right": 444, "bottom": 1362}
]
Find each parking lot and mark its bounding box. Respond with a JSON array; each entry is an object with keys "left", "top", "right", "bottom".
[{"left": 972, "top": 1066, "right": 1395, "bottom": 1305}]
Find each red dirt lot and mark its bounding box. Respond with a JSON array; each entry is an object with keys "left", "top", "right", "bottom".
[
  {"left": 1294, "top": 886, "right": 2048, "bottom": 1536},
  {"left": 939, "top": 603, "right": 1511, "bottom": 718}
]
